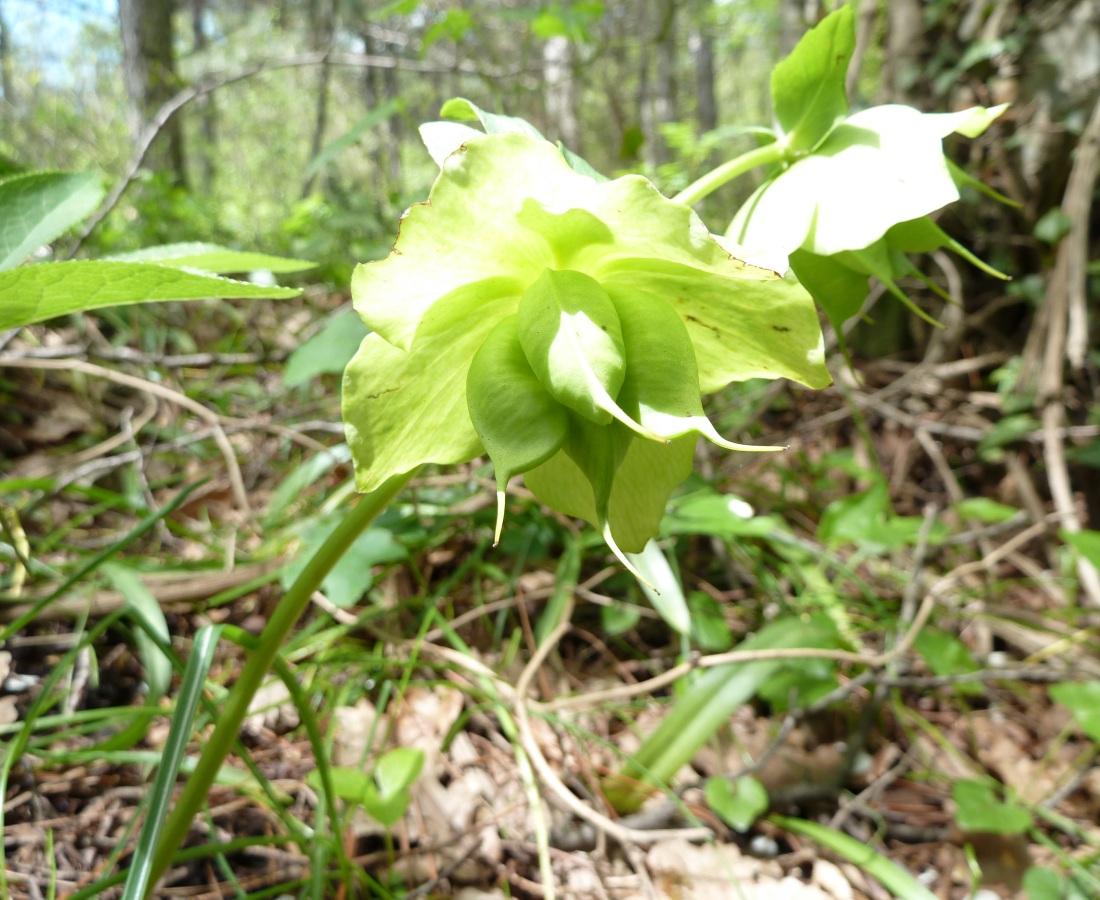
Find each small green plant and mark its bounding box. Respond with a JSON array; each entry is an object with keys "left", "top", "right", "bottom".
[{"left": 2, "top": 7, "right": 1021, "bottom": 898}]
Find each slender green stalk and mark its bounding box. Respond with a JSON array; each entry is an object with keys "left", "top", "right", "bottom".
[
  {"left": 672, "top": 142, "right": 786, "bottom": 208},
  {"left": 145, "top": 470, "right": 416, "bottom": 896}
]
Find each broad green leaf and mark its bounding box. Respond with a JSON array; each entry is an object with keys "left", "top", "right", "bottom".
[
  {"left": 439, "top": 96, "right": 546, "bottom": 141},
  {"left": 772, "top": 816, "right": 938, "bottom": 900},
  {"left": 729, "top": 104, "right": 1004, "bottom": 257},
  {"left": 306, "top": 99, "right": 402, "bottom": 180},
  {"left": 818, "top": 480, "right": 889, "bottom": 546},
  {"left": 1050, "top": 680, "right": 1100, "bottom": 741},
  {"left": 284, "top": 310, "right": 371, "bottom": 387},
  {"left": 952, "top": 779, "right": 1032, "bottom": 835},
  {"left": 705, "top": 776, "right": 768, "bottom": 832},
  {"left": 1034, "top": 208, "right": 1073, "bottom": 245},
  {"left": 525, "top": 433, "right": 696, "bottom": 553},
  {"left": 913, "top": 628, "right": 981, "bottom": 695},
  {"left": 106, "top": 242, "right": 315, "bottom": 274},
  {"left": 0, "top": 170, "right": 105, "bottom": 271},
  {"left": 466, "top": 314, "right": 569, "bottom": 540},
  {"left": 1023, "top": 867, "right": 1064, "bottom": 900},
  {"left": 374, "top": 747, "right": 425, "bottom": 796},
  {"left": 281, "top": 514, "right": 407, "bottom": 606},
  {"left": 953, "top": 497, "right": 1019, "bottom": 524},
  {"left": 665, "top": 491, "right": 786, "bottom": 540},
  {"left": 517, "top": 269, "right": 627, "bottom": 426},
  {"left": 343, "top": 288, "right": 517, "bottom": 492},
  {"left": 0, "top": 261, "right": 299, "bottom": 331},
  {"left": 770, "top": 5, "right": 854, "bottom": 152}
]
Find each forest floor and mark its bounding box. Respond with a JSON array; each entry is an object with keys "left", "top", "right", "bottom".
[{"left": 2, "top": 295, "right": 1099, "bottom": 900}]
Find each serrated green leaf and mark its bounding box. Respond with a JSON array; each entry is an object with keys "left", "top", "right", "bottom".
[
  {"left": 952, "top": 779, "right": 1032, "bottom": 835},
  {"left": 705, "top": 776, "right": 769, "bottom": 832},
  {"left": 104, "top": 242, "right": 315, "bottom": 274},
  {"left": 0, "top": 171, "right": 105, "bottom": 271},
  {"left": 0, "top": 261, "right": 299, "bottom": 331},
  {"left": 770, "top": 5, "right": 854, "bottom": 152}
]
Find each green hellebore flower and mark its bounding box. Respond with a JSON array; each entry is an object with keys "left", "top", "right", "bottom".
[{"left": 342, "top": 132, "right": 830, "bottom": 570}]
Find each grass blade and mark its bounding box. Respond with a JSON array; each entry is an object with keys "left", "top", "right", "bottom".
[
  {"left": 771, "top": 816, "right": 937, "bottom": 900},
  {"left": 121, "top": 624, "right": 225, "bottom": 900}
]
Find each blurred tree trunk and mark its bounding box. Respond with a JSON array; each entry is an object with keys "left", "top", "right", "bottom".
[
  {"left": 0, "top": 0, "right": 14, "bottom": 111},
  {"left": 302, "top": 0, "right": 338, "bottom": 197},
  {"left": 652, "top": 0, "right": 678, "bottom": 164},
  {"left": 883, "top": 0, "right": 921, "bottom": 101},
  {"left": 361, "top": 29, "right": 403, "bottom": 191},
  {"left": 190, "top": 0, "right": 216, "bottom": 191},
  {"left": 118, "top": 0, "right": 187, "bottom": 187},
  {"left": 543, "top": 35, "right": 580, "bottom": 151},
  {"left": 691, "top": 0, "right": 716, "bottom": 134}
]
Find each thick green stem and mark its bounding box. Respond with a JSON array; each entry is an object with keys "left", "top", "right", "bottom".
[
  {"left": 672, "top": 142, "right": 786, "bottom": 208},
  {"left": 146, "top": 470, "right": 416, "bottom": 895}
]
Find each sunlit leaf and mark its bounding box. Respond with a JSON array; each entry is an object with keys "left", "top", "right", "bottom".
[
  {"left": 0, "top": 170, "right": 104, "bottom": 271},
  {"left": 0, "top": 261, "right": 299, "bottom": 331}
]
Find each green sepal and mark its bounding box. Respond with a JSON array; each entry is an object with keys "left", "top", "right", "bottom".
[
  {"left": 789, "top": 248, "right": 869, "bottom": 334},
  {"left": 517, "top": 268, "right": 634, "bottom": 428},
  {"left": 466, "top": 315, "right": 569, "bottom": 542},
  {"left": 885, "top": 216, "right": 1008, "bottom": 280},
  {"left": 342, "top": 288, "right": 518, "bottom": 492},
  {"left": 525, "top": 432, "right": 696, "bottom": 554},
  {"left": 607, "top": 284, "right": 783, "bottom": 452}
]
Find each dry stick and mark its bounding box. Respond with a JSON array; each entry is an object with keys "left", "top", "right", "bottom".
[
  {"left": 1034, "top": 94, "right": 1100, "bottom": 608},
  {"left": 511, "top": 599, "right": 714, "bottom": 847},
  {"left": 2, "top": 357, "right": 253, "bottom": 521}
]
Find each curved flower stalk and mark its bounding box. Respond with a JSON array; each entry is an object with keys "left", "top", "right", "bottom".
[{"left": 342, "top": 132, "right": 830, "bottom": 573}]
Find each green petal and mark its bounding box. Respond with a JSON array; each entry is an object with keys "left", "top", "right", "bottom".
[
  {"left": 466, "top": 315, "right": 569, "bottom": 542},
  {"left": 353, "top": 134, "right": 598, "bottom": 351},
  {"left": 525, "top": 432, "right": 697, "bottom": 554},
  {"left": 342, "top": 289, "right": 517, "bottom": 492},
  {"left": 728, "top": 105, "right": 1004, "bottom": 257},
  {"left": 517, "top": 269, "right": 628, "bottom": 427},
  {"left": 608, "top": 284, "right": 783, "bottom": 451},
  {"left": 602, "top": 263, "right": 830, "bottom": 393}
]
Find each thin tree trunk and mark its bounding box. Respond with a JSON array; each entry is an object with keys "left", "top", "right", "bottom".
[
  {"left": 652, "top": 0, "right": 678, "bottom": 165},
  {"left": 302, "top": 0, "right": 338, "bottom": 197},
  {"left": 118, "top": 0, "right": 187, "bottom": 187},
  {"left": 190, "top": 0, "right": 216, "bottom": 191},
  {"left": 0, "top": 0, "right": 15, "bottom": 111},
  {"left": 543, "top": 35, "right": 580, "bottom": 152},
  {"left": 884, "top": 0, "right": 922, "bottom": 102},
  {"left": 691, "top": 0, "right": 716, "bottom": 134}
]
